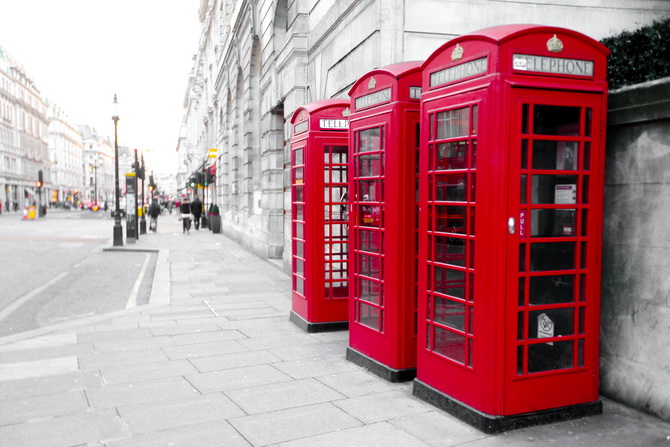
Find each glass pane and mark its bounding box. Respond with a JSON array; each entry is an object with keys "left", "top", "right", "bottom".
[
  {"left": 295, "top": 277, "right": 304, "bottom": 295},
  {"left": 434, "top": 236, "right": 465, "bottom": 267},
  {"left": 467, "top": 306, "right": 474, "bottom": 335},
  {"left": 358, "top": 302, "right": 381, "bottom": 331},
  {"left": 437, "top": 107, "right": 469, "bottom": 139},
  {"left": 435, "top": 141, "right": 468, "bottom": 170},
  {"left": 582, "top": 176, "right": 590, "bottom": 204},
  {"left": 531, "top": 175, "right": 578, "bottom": 204},
  {"left": 517, "top": 345, "right": 525, "bottom": 375},
  {"left": 528, "top": 340, "right": 574, "bottom": 373},
  {"left": 331, "top": 146, "right": 348, "bottom": 163},
  {"left": 471, "top": 105, "right": 478, "bottom": 135},
  {"left": 357, "top": 204, "right": 382, "bottom": 227},
  {"left": 522, "top": 104, "right": 529, "bottom": 134},
  {"left": 295, "top": 222, "right": 304, "bottom": 239},
  {"left": 530, "top": 242, "right": 575, "bottom": 271},
  {"left": 533, "top": 105, "right": 580, "bottom": 136},
  {"left": 585, "top": 108, "right": 592, "bottom": 137},
  {"left": 294, "top": 204, "right": 304, "bottom": 221},
  {"left": 434, "top": 297, "right": 465, "bottom": 330},
  {"left": 357, "top": 180, "right": 383, "bottom": 202},
  {"left": 433, "top": 266, "right": 465, "bottom": 299},
  {"left": 519, "top": 243, "right": 526, "bottom": 272},
  {"left": 578, "top": 339, "right": 584, "bottom": 367},
  {"left": 529, "top": 275, "right": 575, "bottom": 304},
  {"left": 530, "top": 209, "right": 576, "bottom": 237},
  {"left": 294, "top": 186, "right": 304, "bottom": 203},
  {"left": 358, "top": 229, "right": 382, "bottom": 253},
  {"left": 357, "top": 127, "right": 383, "bottom": 153},
  {"left": 294, "top": 148, "right": 303, "bottom": 165},
  {"left": 518, "top": 277, "right": 526, "bottom": 306},
  {"left": 357, "top": 154, "right": 383, "bottom": 177},
  {"left": 532, "top": 140, "right": 578, "bottom": 170},
  {"left": 521, "top": 140, "right": 528, "bottom": 169},
  {"left": 471, "top": 140, "right": 477, "bottom": 168},
  {"left": 295, "top": 240, "right": 304, "bottom": 257},
  {"left": 520, "top": 175, "right": 527, "bottom": 204},
  {"left": 434, "top": 327, "right": 466, "bottom": 364},
  {"left": 583, "top": 142, "right": 591, "bottom": 170},
  {"left": 528, "top": 308, "right": 575, "bottom": 339},
  {"left": 357, "top": 278, "right": 382, "bottom": 305},
  {"left": 358, "top": 253, "right": 382, "bottom": 279},
  {"left": 434, "top": 205, "right": 466, "bottom": 234},
  {"left": 434, "top": 173, "right": 467, "bottom": 201}
]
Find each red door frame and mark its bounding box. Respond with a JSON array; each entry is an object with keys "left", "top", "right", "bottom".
[{"left": 289, "top": 99, "right": 351, "bottom": 332}]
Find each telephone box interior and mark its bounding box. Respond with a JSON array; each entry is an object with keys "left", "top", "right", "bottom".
[
  {"left": 345, "top": 61, "right": 423, "bottom": 381},
  {"left": 412, "top": 25, "right": 609, "bottom": 433},
  {"left": 290, "top": 99, "right": 350, "bottom": 332}
]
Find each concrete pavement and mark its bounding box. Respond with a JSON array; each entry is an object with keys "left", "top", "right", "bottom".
[{"left": 0, "top": 217, "right": 669, "bottom": 446}]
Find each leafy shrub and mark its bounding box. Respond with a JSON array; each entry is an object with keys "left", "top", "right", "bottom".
[{"left": 601, "top": 17, "right": 670, "bottom": 89}]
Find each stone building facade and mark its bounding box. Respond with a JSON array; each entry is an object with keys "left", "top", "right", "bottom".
[
  {"left": 47, "top": 102, "right": 85, "bottom": 206},
  {"left": 0, "top": 46, "right": 50, "bottom": 211},
  {"left": 78, "top": 125, "right": 115, "bottom": 207},
  {"left": 180, "top": 0, "right": 668, "bottom": 269}
]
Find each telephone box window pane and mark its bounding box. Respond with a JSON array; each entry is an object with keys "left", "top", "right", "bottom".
[
  {"left": 519, "top": 243, "right": 526, "bottom": 272},
  {"left": 434, "top": 206, "right": 466, "bottom": 234},
  {"left": 358, "top": 180, "right": 383, "bottom": 202},
  {"left": 468, "top": 241, "right": 475, "bottom": 269},
  {"left": 294, "top": 148, "right": 303, "bottom": 165},
  {"left": 357, "top": 204, "right": 382, "bottom": 228},
  {"left": 578, "top": 307, "right": 586, "bottom": 334},
  {"left": 357, "top": 127, "right": 383, "bottom": 153},
  {"left": 434, "top": 236, "right": 465, "bottom": 267},
  {"left": 528, "top": 340, "right": 574, "bottom": 373},
  {"left": 358, "top": 253, "right": 382, "bottom": 279},
  {"left": 435, "top": 141, "right": 468, "bottom": 170},
  {"left": 517, "top": 345, "right": 525, "bottom": 375},
  {"left": 435, "top": 173, "right": 467, "bottom": 201},
  {"left": 331, "top": 165, "right": 347, "bottom": 183},
  {"left": 528, "top": 308, "right": 575, "bottom": 340},
  {"left": 295, "top": 277, "right": 304, "bottom": 295},
  {"left": 582, "top": 176, "right": 590, "bottom": 204},
  {"left": 468, "top": 307, "right": 474, "bottom": 335},
  {"left": 530, "top": 242, "right": 575, "bottom": 271},
  {"left": 434, "top": 296, "right": 465, "bottom": 331},
  {"left": 531, "top": 209, "right": 576, "bottom": 237},
  {"left": 358, "top": 277, "right": 382, "bottom": 305},
  {"left": 357, "top": 154, "right": 383, "bottom": 177},
  {"left": 580, "top": 274, "right": 587, "bottom": 301},
  {"left": 578, "top": 339, "right": 585, "bottom": 367},
  {"left": 433, "top": 266, "right": 465, "bottom": 299},
  {"left": 295, "top": 222, "right": 304, "bottom": 239},
  {"left": 521, "top": 140, "right": 528, "bottom": 169},
  {"left": 532, "top": 140, "right": 578, "bottom": 170},
  {"left": 358, "top": 230, "right": 382, "bottom": 253},
  {"left": 585, "top": 108, "right": 592, "bottom": 137},
  {"left": 471, "top": 105, "right": 478, "bottom": 135},
  {"left": 295, "top": 241, "right": 304, "bottom": 258},
  {"left": 294, "top": 204, "right": 304, "bottom": 220},
  {"left": 433, "top": 327, "right": 466, "bottom": 364},
  {"left": 520, "top": 175, "right": 528, "bottom": 204},
  {"left": 295, "top": 167, "right": 304, "bottom": 183},
  {"left": 518, "top": 277, "right": 526, "bottom": 306},
  {"left": 295, "top": 258, "right": 304, "bottom": 276},
  {"left": 471, "top": 140, "right": 477, "bottom": 169},
  {"left": 533, "top": 105, "right": 580, "bottom": 136},
  {"left": 583, "top": 142, "right": 591, "bottom": 170},
  {"left": 436, "top": 107, "right": 469, "bottom": 139},
  {"left": 529, "top": 275, "right": 575, "bottom": 305},
  {"left": 328, "top": 146, "right": 348, "bottom": 164},
  {"left": 358, "top": 302, "right": 381, "bottom": 330},
  {"left": 522, "top": 104, "right": 530, "bottom": 134},
  {"left": 517, "top": 312, "right": 525, "bottom": 340},
  {"left": 294, "top": 186, "right": 304, "bottom": 203},
  {"left": 531, "top": 175, "right": 578, "bottom": 204}
]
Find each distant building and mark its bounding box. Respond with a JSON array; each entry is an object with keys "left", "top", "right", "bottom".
[
  {"left": 0, "top": 46, "right": 49, "bottom": 210},
  {"left": 47, "top": 100, "right": 84, "bottom": 206},
  {"left": 181, "top": 0, "right": 669, "bottom": 267},
  {"left": 77, "top": 125, "right": 115, "bottom": 207}
]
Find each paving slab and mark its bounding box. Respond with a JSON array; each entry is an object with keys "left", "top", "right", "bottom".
[
  {"left": 99, "top": 358, "right": 198, "bottom": 385},
  {"left": 79, "top": 347, "right": 168, "bottom": 370},
  {"left": 189, "top": 349, "right": 282, "bottom": 373},
  {"left": 187, "top": 364, "right": 292, "bottom": 393},
  {"left": 87, "top": 376, "right": 199, "bottom": 408},
  {"left": 77, "top": 328, "right": 153, "bottom": 343},
  {"left": 118, "top": 393, "right": 245, "bottom": 435},
  {"left": 272, "top": 353, "right": 360, "bottom": 379},
  {"left": 92, "top": 335, "right": 174, "bottom": 353},
  {"left": 0, "top": 370, "right": 102, "bottom": 400},
  {"left": 277, "top": 421, "right": 431, "bottom": 447},
  {"left": 0, "top": 342, "right": 94, "bottom": 363},
  {"left": 389, "top": 410, "right": 488, "bottom": 446},
  {"left": 225, "top": 377, "right": 346, "bottom": 414},
  {"left": 171, "top": 329, "right": 247, "bottom": 345},
  {"left": 332, "top": 389, "right": 433, "bottom": 424},
  {"left": 229, "top": 402, "right": 363, "bottom": 446},
  {"left": 0, "top": 389, "right": 88, "bottom": 426},
  {"left": 148, "top": 321, "right": 222, "bottom": 336},
  {"left": 0, "top": 408, "right": 127, "bottom": 447},
  {"left": 315, "top": 369, "right": 402, "bottom": 397},
  {"left": 0, "top": 356, "right": 79, "bottom": 381},
  {"left": 162, "top": 339, "right": 248, "bottom": 360}
]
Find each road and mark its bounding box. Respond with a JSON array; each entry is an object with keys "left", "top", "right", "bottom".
[{"left": 0, "top": 208, "right": 155, "bottom": 337}]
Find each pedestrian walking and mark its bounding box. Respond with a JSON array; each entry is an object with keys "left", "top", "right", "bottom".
[
  {"left": 179, "top": 197, "right": 192, "bottom": 234},
  {"left": 191, "top": 195, "right": 203, "bottom": 230},
  {"left": 148, "top": 199, "right": 161, "bottom": 232}
]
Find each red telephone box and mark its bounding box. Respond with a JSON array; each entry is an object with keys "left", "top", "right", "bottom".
[
  {"left": 290, "top": 99, "right": 350, "bottom": 332},
  {"left": 413, "top": 25, "right": 609, "bottom": 432},
  {"left": 346, "top": 62, "right": 422, "bottom": 381}
]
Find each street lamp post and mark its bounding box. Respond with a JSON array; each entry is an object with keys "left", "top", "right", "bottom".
[
  {"left": 139, "top": 154, "right": 146, "bottom": 234},
  {"left": 112, "top": 94, "right": 123, "bottom": 246}
]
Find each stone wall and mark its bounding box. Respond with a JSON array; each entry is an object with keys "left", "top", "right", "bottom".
[{"left": 601, "top": 76, "right": 670, "bottom": 422}]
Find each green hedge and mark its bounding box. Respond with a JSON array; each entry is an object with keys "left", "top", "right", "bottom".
[{"left": 600, "top": 18, "right": 670, "bottom": 90}]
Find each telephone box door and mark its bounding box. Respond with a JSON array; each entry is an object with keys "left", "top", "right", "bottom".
[{"left": 504, "top": 88, "right": 604, "bottom": 414}]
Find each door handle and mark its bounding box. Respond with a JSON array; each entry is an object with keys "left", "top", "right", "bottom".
[{"left": 508, "top": 217, "right": 516, "bottom": 235}]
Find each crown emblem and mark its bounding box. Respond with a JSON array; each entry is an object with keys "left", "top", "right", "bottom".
[
  {"left": 547, "top": 34, "right": 563, "bottom": 53},
  {"left": 342, "top": 108, "right": 351, "bottom": 117},
  {"left": 368, "top": 77, "right": 376, "bottom": 90},
  {"left": 451, "top": 44, "right": 464, "bottom": 61},
  {"left": 299, "top": 111, "right": 306, "bottom": 121}
]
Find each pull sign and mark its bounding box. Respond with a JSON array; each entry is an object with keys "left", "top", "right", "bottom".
[
  {"left": 519, "top": 210, "right": 527, "bottom": 237},
  {"left": 537, "top": 313, "right": 555, "bottom": 345}
]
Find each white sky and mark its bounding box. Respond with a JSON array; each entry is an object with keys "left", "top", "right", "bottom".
[{"left": 0, "top": 1, "right": 201, "bottom": 174}]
